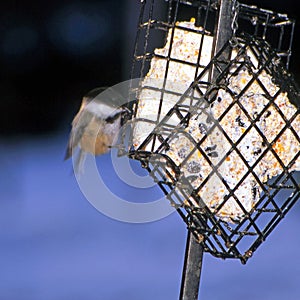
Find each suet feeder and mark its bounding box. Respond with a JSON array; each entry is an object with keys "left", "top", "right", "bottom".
[{"left": 120, "top": 0, "right": 300, "bottom": 298}]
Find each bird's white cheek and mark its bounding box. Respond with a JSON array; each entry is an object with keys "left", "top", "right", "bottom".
[
  {"left": 86, "top": 101, "right": 123, "bottom": 119},
  {"left": 103, "top": 117, "right": 122, "bottom": 143}
]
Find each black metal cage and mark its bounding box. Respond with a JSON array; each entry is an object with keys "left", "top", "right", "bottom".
[
  {"left": 122, "top": 0, "right": 299, "bottom": 263},
  {"left": 131, "top": 0, "right": 295, "bottom": 80}
]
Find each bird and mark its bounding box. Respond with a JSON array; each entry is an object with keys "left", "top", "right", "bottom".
[{"left": 65, "top": 86, "right": 131, "bottom": 174}]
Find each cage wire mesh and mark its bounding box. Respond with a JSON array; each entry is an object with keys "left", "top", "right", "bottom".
[{"left": 122, "top": 0, "right": 300, "bottom": 263}]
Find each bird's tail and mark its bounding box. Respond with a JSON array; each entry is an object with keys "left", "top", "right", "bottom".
[{"left": 64, "top": 146, "right": 72, "bottom": 161}]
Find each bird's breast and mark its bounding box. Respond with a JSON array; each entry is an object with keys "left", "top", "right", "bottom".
[{"left": 79, "top": 117, "right": 119, "bottom": 155}]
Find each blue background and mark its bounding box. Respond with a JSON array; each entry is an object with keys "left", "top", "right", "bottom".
[{"left": 1, "top": 134, "right": 300, "bottom": 299}]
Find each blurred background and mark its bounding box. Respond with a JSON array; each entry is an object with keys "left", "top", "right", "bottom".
[{"left": 0, "top": 0, "right": 300, "bottom": 299}]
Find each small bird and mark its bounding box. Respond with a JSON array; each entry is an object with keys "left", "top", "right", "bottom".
[{"left": 65, "top": 87, "right": 131, "bottom": 174}]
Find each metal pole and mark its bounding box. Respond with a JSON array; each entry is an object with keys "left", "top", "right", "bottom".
[
  {"left": 212, "top": 0, "right": 235, "bottom": 79},
  {"left": 179, "top": 231, "right": 204, "bottom": 300},
  {"left": 214, "top": 0, "right": 234, "bottom": 56},
  {"left": 179, "top": 0, "right": 235, "bottom": 299}
]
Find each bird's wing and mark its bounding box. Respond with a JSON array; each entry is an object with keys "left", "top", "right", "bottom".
[{"left": 64, "top": 99, "right": 94, "bottom": 160}]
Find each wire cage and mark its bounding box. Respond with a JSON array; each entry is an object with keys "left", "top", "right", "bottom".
[
  {"left": 131, "top": 0, "right": 295, "bottom": 81},
  {"left": 122, "top": 0, "right": 300, "bottom": 263}
]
